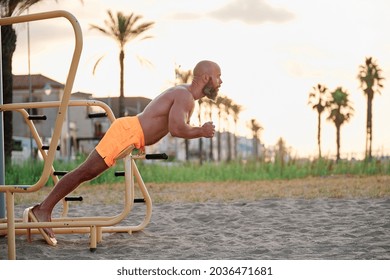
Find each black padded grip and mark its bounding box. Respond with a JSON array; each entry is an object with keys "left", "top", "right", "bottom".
[
  {"left": 28, "top": 115, "right": 47, "bottom": 120},
  {"left": 145, "top": 153, "right": 168, "bottom": 160},
  {"left": 64, "top": 196, "right": 83, "bottom": 201},
  {"left": 53, "top": 171, "right": 68, "bottom": 176},
  {"left": 88, "top": 113, "right": 107, "bottom": 118},
  {"left": 42, "top": 145, "right": 60, "bottom": 151}
]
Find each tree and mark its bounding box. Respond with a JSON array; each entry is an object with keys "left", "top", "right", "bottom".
[
  {"left": 357, "top": 57, "right": 384, "bottom": 160},
  {"left": 0, "top": 0, "right": 53, "bottom": 162},
  {"left": 248, "top": 118, "right": 263, "bottom": 160},
  {"left": 215, "top": 95, "right": 224, "bottom": 161},
  {"left": 308, "top": 84, "right": 329, "bottom": 159},
  {"left": 90, "top": 10, "right": 154, "bottom": 117},
  {"left": 327, "top": 87, "right": 354, "bottom": 162},
  {"left": 275, "top": 137, "right": 288, "bottom": 170},
  {"left": 231, "top": 102, "right": 243, "bottom": 159},
  {"left": 222, "top": 96, "right": 232, "bottom": 161}
]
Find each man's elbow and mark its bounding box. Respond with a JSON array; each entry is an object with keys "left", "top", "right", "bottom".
[
  {"left": 170, "top": 131, "right": 181, "bottom": 138},
  {"left": 169, "top": 127, "right": 194, "bottom": 139},
  {"left": 169, "top": 127, "right": 183, "bottom": 138}
]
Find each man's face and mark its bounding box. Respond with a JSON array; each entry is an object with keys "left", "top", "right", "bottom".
[
  {"left": 203, "top": 78, "right": 219, "bottom": 101},
  {"left": 203, "top": 68, "right": 222, "bottom": 101}
]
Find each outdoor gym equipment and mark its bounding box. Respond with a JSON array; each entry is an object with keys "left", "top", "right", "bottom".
[{"left": 0, "top": 10, "right": 164, "bottom": 260}]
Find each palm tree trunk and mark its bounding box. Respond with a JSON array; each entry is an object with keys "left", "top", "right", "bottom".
[
  {"left": 208, "top": 108, "right": 214, "bottom": 161},
  {"left": 366, "top": 96, "right": 373, "bottom": 160},
  {"left": 253, "top": 136, "right": 258, "bottom": 159},
  {"left": 227, "top": 131, "right": 231, "bottom": 162},
  {"left": 119, "top": 49, "right": 125, "bottom": 117},
  {"left": 209, "top": 137, "right": 213, "bottom": 161},
  {"left": 234, "top": 132, "right": 237, "bottom": 159},
  {"left": 217, "top": 112, "right": 221, "bottom": 161},
  {"left": 317, "top": 113, "right": 322, "bottom": 158},
  {"left": 336, "top": 125, "right": 341, "bottom": 162},
  {"left": 185, "top": 139, "right": 189, "bottom": 161},
  {"left": 1, "top": 25, "right": 16, "bottom": 163},
  {"left": 199, "top": 138, "right": 203, "bottom": 165}
]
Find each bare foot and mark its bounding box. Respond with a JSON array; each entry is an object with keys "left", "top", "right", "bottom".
[{"left": 31, "top": 204, "right": 55, "bottom": 239}]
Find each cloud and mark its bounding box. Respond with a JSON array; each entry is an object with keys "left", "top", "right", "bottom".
[
  {"left": 208, "top": 0, "right": 294, "bottom": 24},
  {"left": 169, "top": 11, "right": 202, "bottom": 21},
  {"left": 170, "top": 0, "right": 294, "bottom": 25}
]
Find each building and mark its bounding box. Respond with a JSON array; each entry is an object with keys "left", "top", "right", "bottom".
[
  {"left": 11, "top": 74, "right": 153, "bottom": 160},
  {"left": 12, "top": 74, "right": 65, "bottom": 140}
]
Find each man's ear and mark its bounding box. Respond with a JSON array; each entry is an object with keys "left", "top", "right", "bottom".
[{"left": 202, "top": 74, "right": 210, "bottom": 83}]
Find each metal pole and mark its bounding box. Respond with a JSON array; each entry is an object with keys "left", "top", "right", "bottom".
[
  {"left": 0, "top": 25, "right": 6, "bottom": 219},
  {"left": 28, "top": 9, "right": 34, "bottom": 159}
]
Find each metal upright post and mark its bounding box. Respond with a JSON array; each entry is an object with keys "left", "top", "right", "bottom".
[{"left": 0, "top": 27, "right": 6, "bottom": 219}]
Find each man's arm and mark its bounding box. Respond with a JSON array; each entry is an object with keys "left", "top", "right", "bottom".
[{"left": 168, "top": 92, "right": 215, "bottom": 139}]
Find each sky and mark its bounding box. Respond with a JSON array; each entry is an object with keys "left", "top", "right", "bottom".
[{"left": 10, "top": 0, "right": 390, "bottom": 159}]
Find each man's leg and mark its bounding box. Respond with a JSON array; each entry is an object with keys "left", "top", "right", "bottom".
[{"left": 31, "top": 149, "right": 109, "bottom": 237}]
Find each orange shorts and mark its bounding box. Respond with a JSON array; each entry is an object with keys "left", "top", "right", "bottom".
[{"left": 96, "top": 116, "right": 145, "bottom": 167}]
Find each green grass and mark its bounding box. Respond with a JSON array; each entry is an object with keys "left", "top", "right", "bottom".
[{"left": 5, "top": 156, "right": 390, "bottom": 187}]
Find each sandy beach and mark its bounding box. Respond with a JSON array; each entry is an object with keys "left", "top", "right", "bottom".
[{"left": 1, "top": 196, "right": 389, "bottom": 260}]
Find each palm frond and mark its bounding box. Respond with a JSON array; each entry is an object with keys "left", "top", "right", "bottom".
[
  {"left": 92, "top": 55, "right": 106, "bottom": 75},
  {"left": 89, "top": 24, "right": 109, "bottom": 35}
]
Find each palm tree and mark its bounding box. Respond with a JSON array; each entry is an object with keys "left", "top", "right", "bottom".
[
  {"left": 1, "top": 0, "right": 80, "bottom": 162},
  {"left": 222, "top": 96, "right": 233, "bottom": 161},
  {"left": 327, "top": 87, "right": 354, "bottom": 162},
  {"left": 275, "top": 137, "right": 287, "bottom": 166},
  {"left": 249, "top": 118, "right": 263, "bottom": 160},
  {"left": 175, "top": 65, "right": 192, "bottom": 85},
  {"left": 357, "top": 57, "right": 384, "bottom": 160},
  {"left": 231, "top": 102, "right": 243, "bottom": 159},
  {"left": 308, "top": 84, "right": 329, "bottom": 158},
  {"left": 215, "top": 96, "right": 225, "bottom": 161},
  {"left": 1, "top": 1, "right": 38, "bottom": 162},
  {"left": 90, "top": 10, "right": 154, "bottom": 117}
]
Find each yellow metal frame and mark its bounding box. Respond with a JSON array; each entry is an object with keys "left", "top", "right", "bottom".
[{"left": 0, "top": 11, "right": 153, "bottom": 259}]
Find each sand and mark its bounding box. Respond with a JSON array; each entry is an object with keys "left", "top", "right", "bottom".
[
  {"left": 1, "top": 197, "right": 389, "bottom": 260},
  {"left": 1, "top": 175, "right": 390, "bottom": 260}
]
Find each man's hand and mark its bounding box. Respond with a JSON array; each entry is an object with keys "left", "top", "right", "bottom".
[{"left": 202, "top": 121, "right": 215, "bottom": 138}]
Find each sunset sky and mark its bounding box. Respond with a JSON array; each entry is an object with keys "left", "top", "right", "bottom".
[{"left": 10, "top": 0, "right": 390, "bottom": 159}]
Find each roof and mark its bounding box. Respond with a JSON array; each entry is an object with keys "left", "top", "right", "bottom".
[
  {"left": 71, "top": 91, "right": 93, "bottom": 99},
  {"left": 12, "top": 74, "right": 64, "bottom": 90}
]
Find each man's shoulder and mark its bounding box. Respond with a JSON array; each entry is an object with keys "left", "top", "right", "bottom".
[
  {"left": 172, "top": 84, "right": 191, "bottom": 93},
  {"left": 166, "top": 85, "right": 192, "bottom": 99}
]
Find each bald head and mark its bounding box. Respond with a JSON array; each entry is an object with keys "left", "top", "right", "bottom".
[
  {"left": 191, "top": 60, "right": 222, "bottom": 101},
  {"left": 193, "top": 60, "right": 220, "bottom": 77}
]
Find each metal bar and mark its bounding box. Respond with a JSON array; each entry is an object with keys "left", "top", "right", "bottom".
[
  {"left": 0, "top": 21, "right": 5, "bottom": 219},
  {"left": 0, "top": 10, "right": 83, "bottom": 260}
]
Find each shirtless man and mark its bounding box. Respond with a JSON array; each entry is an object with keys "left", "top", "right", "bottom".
[{"left": 27, "top": 60, "right": 222, "bottom": 245}]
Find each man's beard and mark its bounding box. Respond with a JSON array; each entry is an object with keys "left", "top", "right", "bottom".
[{"left": 203, "top": 82, "right": 218, "bottom": 101}]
